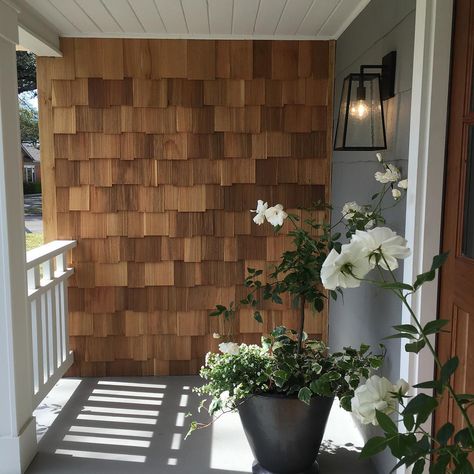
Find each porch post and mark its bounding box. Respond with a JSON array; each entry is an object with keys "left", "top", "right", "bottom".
[
  {"left": 0, "top": 1, "right": 38, "bottom": 472},
  {"left": 401, "top": 1, "right": 453, "bottom": 471}
]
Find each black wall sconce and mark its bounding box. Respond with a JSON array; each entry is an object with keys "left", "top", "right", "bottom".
[{"left": 334, "top": 51, "right": 397, "bottom": 151}]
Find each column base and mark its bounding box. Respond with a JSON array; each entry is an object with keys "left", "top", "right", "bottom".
[{"left": 0, "top": 416, "right": 37, "bottom": 474}]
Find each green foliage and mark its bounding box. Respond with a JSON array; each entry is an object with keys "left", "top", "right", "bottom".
[
  {"left": 195, "top": 327, "right": 383, "bottom": 416},
  {"left": 16, "top": 51, "right": 36, "bottom": 94},
  {"left": 19, "top": 104, "right": 39, "bottom": 145},
  {"left": 23, "top": 182, "right": 41, "bottom": 194}
]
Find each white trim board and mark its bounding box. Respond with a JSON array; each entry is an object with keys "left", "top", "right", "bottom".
[
  {"left": 58, "top": 32, "right": 337, "bottom": 41},
  {"left": 400, "top": 0, "right": 453, "bottom": 471}
]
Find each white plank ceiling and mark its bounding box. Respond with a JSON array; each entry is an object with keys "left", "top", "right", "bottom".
[{"left": 22, "top": 0, "right": 371, "bottom": 39}]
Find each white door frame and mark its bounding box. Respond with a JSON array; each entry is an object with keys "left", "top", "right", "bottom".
[{"left": 401, "top": 0, "right": 454, "bottom": 459}]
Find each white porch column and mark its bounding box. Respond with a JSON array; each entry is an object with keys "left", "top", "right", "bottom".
[
  {"left": 400, "top": 1, "right": 453, "bottom": 472},
  {"left": 0, "top": 1, "right": 37, "bottom": 472}
]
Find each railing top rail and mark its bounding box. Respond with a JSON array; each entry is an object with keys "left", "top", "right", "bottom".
[{"left": 26, "top": 240, "right": 77, "bottom": 270}]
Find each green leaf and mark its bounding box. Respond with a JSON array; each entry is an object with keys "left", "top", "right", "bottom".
[
  {"left": 412, "top": 459, "right": 425, "bottom": 474},
  {"left": 253, "top": 311, "right": 263, "bottom": 323},
  {"left": 393, "top": 324, "right": 419, "bottom": 334},
  {"left": 456, "top": 394, "right": 474, "bottom": 404},
  {"left": 185, "top": 421, "right": 198, "bottom": 439},
  {"left": 298, "top": 387, "right": 312, "bottom": 405},
  {"left": 453, "top": 455, "right": 474, "bottom": 474},
  {"left": 430, "top": 454, "right": 451, "bottom": 474},
  {"left": 430, "top": 252, "right": 449, "bottom": 271},
  {"left": 454, "top": 427, "right": 474, "bottom": 448},
  {"left": 413, "top": 380, "right": 441, "bottom": 390},
  {"left": 273, "top": 370, "right": 289, "bottom": 387},
  {"left": 403, "top": 393, "right": 438, "bottom": 427},
  {"left": 440, "top": 356, "right": 459, "bottom": 385},
  {"left": 360, "top": 437, "right": 388, "bottom": 459},
  {"left": 384, "top": 333, "right": 417, "bottom": 340},
  {"left": 376, "top": 410, "right": 398, "bottom": 435},
  {"left": 422, "top": 319, "right": 449, "bottom": 335},
  {"left": 379, "top": 282, "right": 414, "bottom": 291},
  {"left": 413, "top": 269, "right": 436, "bottom": 289},
  {"left": 403, "top": 413, "right": 414, "bottom": 431},
  {"left": 405, "top": 339, "right": 426, "bottom": 353},
  {"left": 436, "top": 422, "right": 454, "bottom": 445}
]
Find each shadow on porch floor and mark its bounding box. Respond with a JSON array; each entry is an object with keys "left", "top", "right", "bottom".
[{"left": 27, "top": 376, "right": 375, "bottom": 474}]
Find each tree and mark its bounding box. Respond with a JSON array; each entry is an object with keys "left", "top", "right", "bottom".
[
  {"left": 19, "top": 104, "right": 39, "bottom": 145},
  {"left": 16, "top": 51, "right": 36, "bottom": 94}
]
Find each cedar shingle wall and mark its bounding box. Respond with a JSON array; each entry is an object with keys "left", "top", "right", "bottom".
[{"left": 37, "top": 38, "right": 334, "bottom": 376}]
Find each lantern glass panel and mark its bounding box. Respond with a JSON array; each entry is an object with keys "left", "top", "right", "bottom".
[{"left": 334, "top": 73, "right": 386, "bottom": 150}]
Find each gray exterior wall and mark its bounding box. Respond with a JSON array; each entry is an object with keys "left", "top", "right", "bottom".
[{"left": 330, "top": 1, "right": 416, "bottom": 472}]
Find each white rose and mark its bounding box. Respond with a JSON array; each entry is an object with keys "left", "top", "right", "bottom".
[
  {"left": 218, "top": 342, "right": 240, "bottom": 355},
  {"left": 264, "top": 204, "right": 288, "bottom": 227},
  {"left": 342, "top": 201, "right": 362, "bottom": 219},
  {"left": 212, "top": 333, "right": 221, "bottom": 339},
  {"left": 398, "top": 179, "right": 408, "bottom": 189},
  {"left": 376, "top": 152, "right": 383, "bottom": 163},
  {"left": 375, "top": 164, "right": 401, "bottom": 184},
  {"left": 350, "top": 227, "right": 411, "bottom": 271},
  {"left": 392, "top": 188, "right": 402, "bottom": 200},
  {"left": 251, "top": 200, "right": 268, "bottom": 225},
  {"left": 321, "top": 244, "right": 373, "bottom": 290},
  {"left": 351, "top": 375, "right": 409, "bottom": 425}
]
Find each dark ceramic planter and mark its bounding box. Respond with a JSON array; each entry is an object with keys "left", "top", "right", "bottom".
[{"left": 238, "top": 394, "right": 334, "bottom": 474}]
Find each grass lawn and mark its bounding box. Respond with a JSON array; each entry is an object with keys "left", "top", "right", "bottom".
[{"left": 25, "top": 232, "right": 44, "bottom": 251}]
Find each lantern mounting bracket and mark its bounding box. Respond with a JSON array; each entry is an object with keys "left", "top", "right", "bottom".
[{"left": 358, "top": 51, "right": 397, "bottom": 101}]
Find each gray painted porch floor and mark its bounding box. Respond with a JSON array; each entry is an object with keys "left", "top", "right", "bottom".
[{"left": 27, "top": 376, "right": 375, "bottom": 474}]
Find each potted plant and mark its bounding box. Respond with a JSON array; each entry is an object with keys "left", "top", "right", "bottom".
[{"left": 188, "top": 154, "right": 410, "bottom": 473}]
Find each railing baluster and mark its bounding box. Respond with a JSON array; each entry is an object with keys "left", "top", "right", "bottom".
[
  {"left": 41, "top": 293, "right": 48, "bottom": 383},
  {"left": 30, "top": 300, "right": 40, "bottom": 393},
  {"left": 55, "top": 283, "right": 62, "bottom": 366},
  {"left": 61, "top": 279, "right": 69, "bottom": 363}
]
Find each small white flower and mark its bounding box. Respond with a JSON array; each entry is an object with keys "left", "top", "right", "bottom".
[
  {"left": 392, "top": 189, "right": 402, "bottom": 200},
  {"left": 251, "top": 200, "right": 268, "bottom": 225},
  {"left": 320, "top": 244, "right": 373, "bottom": 291},
  {"left": 375, "top": 164, "right": 401, "bottom": 184},
  {"left": 376, "top": 152, "right": 383, "bottom": 163},
  {"left": 351, "top": 375, "right": 409, "bottom": 426},
  {"left": 398, "top": 179, "right": 408, "bottom": 189},
  {"left": 219, "top": 342, "right": 240, "bottom": 355},
  {"left": 264, "top": 204, "right": 288, "bottom": 227},
  {"left": 350, "top": 227, "right": 411, "bottom": 271},
  {"left": 342, "top": 201, "right": 362, "bottom": 219},
  {"left": 212, "top": 333, "right": 221, "bottom": 339}
]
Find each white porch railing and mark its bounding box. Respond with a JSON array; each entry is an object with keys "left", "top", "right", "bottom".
[{"left": 26, "top": 240, "right": 77, "bottom": 408}]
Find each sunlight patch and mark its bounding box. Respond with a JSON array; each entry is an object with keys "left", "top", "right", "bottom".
[{"left": 55, "top": 449, "right": 146, "bottom": 463}]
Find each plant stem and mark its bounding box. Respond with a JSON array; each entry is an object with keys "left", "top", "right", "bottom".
[{"left": 297, "top": 295, "right": 306, "bottom": 354}]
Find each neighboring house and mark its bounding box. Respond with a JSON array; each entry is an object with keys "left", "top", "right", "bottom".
[{"left": 21, "top": 143, "right": 40, "bottom": 184}]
